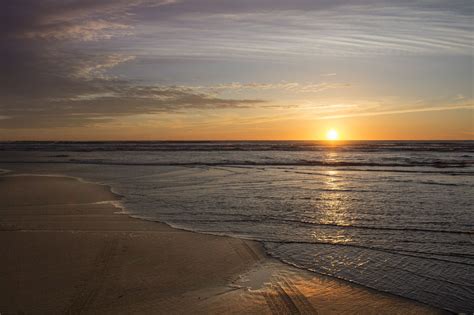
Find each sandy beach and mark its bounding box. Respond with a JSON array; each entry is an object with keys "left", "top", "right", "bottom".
[{"left": 0, "top": 174, "right": 447, "bottom": 314}]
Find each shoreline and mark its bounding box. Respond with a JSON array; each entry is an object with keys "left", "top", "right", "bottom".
[
  {"left": 121, "top": 216, "right": 456, "bottom": 315},
  {"left": 0, "top": 173, "right": 448, "bottom": 314}
]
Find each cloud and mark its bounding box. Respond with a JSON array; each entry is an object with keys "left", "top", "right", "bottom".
[
  {"left": 0, "top": 0, "right": 472, "bottom": 132},
  {"left": 136, "top": 1, "right": 473, "bottom": 18},
  {"left": 316, "top": 102, "right": 474, "bottom": 120},
  {"left": 71, "top": 54, "right": 137, "bottom": 79},
  {"left": 0, "top": 84, "right": 265, "bottom": 128},
  {"left": 188, "top": 82, "right": 350, "bottom": 94},
  {"left": 130, "top": 1, "right": 473, "bottom": 59},
  {"left": 2, "top": 0, "right": 175, "bottom": 41},
  {"left": 21, "top": 19, "right": 132, "bottom": 41},
  {"left": 0, "top": 0, "right": 269, "bottom": 128}
]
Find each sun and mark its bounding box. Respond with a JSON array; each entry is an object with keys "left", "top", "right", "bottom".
[{"left": 326, "top": 129, "right": 339, "bottom": 140}]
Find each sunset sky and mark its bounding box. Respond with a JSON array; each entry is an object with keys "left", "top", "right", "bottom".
[{"left": 1, "top": 0, "right": 472, "bottom": 140}]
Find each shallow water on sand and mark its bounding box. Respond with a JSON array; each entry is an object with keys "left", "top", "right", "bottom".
[{"left": 1, "top": 141, "right": 473, "bottom": 313}]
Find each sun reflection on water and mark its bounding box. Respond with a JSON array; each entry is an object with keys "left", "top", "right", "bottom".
[{"left": 311, "top": 167, "right": 353, "bottom": 244}]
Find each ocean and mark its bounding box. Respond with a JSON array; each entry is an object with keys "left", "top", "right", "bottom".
[{"left": 1, "top": 141, "right": 473, "bottom": 313}]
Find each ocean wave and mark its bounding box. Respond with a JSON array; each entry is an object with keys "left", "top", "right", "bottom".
[
  {"left": 153, "top": 214, "right": 474, "bottom": 235},
  {"left": 263, "top": 240, "right": 474, "bottom": 266},
  {"left": 1, "top": 140, "right": 474, "bottom": 152},
  {"left": 1, "top": 159, "right": 473, "bottom": 169},
  {"left": 0, "top": 168, "right": 11, "bottom": 175}
]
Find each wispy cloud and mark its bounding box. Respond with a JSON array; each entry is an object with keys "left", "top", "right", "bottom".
[
  {"left": 22, "top": 19, "right": 132, "bottom": 41},
  {"left": 316, "top": 102, "right": 474, "bottom": 120},
  {"left": 186, "top": 82, "right": 350, "bottom": 94},
  {"left": 71, "top": 54, "right": 136, "bottom": 79},
  {"left": 132, "top": 2, "right": 473, "bottom": 59},
  {"left": 0, "top": 1, "right": 270, "bottom": 128},
  {"left": 4, "top": 0, "right": 175, "bottom": 41}
]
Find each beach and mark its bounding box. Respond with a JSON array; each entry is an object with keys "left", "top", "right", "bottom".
[
  {"left": 2, "top": 0, "right": 472, "bottom": 312},
  {"left": 0, "top": 174, "right": 446, "bottom": 314}
]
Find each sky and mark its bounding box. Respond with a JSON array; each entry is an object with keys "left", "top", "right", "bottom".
[{"left": 0, "top": 0, "right": 473, "bottom": 140}]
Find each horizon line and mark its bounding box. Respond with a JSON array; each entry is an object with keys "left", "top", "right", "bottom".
[{"left": 1, "top": 139, "right": 473, "bottom": 142}]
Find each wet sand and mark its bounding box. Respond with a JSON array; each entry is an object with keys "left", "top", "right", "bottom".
[{"left": 0, "top": 175, "right": 447, "bottom": 314}]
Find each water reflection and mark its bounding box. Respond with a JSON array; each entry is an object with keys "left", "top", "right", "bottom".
[
  {"left": 312, "top": 168, "right": 353, "bottom": 243},
  {"left": 234, "top": 261, "right": 435, "bottom": 315}
]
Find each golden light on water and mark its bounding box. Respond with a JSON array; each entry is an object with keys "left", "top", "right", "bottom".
[{"left": 326, "top": 129, "right": 339, "bottom": 140}]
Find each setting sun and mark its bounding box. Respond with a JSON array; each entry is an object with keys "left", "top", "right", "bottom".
[{"left": 326, "top": 129, "right": 339, "bottom": 140}]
